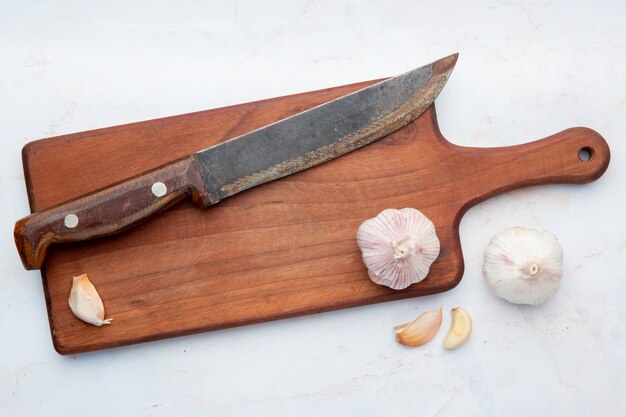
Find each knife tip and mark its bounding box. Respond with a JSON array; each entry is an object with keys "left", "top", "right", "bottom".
[{"left": 431, "top": 52, "right": 459, "bottom": 76}]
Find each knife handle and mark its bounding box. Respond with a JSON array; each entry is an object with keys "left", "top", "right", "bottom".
[
  {"left": 457, "top": 127, "right": 610, "bottom": 208},
  {"left": 14, "top": 156, "right": 210, "bottom": 270}
]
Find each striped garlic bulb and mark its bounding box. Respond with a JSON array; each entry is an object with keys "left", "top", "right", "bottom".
[{"left": 357, "top": 208, "right": 440, "bottom": 290}]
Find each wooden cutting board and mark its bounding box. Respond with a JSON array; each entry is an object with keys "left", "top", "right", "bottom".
[{"left": 22, "top": 80, "right": 610, "bottom": 354}]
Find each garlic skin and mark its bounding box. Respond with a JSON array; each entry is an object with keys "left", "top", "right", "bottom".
[
  {"left": 394, "top": 307, "right": 442, "bottom": 347},
  {"left": 68, "top": 274, "right": 112, "bottom": 326},
  {"left": 482, "top": 227, "right": 564, "bottom": 305},
  {"left": 357, "top": 208, "right": 440, "bottom": 290},
  {"left": 443, "top": 307, "right": 472, "bottom": 350}
]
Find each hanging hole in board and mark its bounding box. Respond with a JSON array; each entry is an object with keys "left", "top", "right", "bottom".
[{"left": 578, "top": 147, "right": 594, "bottom": 162}]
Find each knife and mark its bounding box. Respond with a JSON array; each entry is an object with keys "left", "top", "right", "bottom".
[{"left": 14, "top": 53, "right": 458, "bottom": 270}]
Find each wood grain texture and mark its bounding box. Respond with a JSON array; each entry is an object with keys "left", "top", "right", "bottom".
[{"left": 21, "top": 81, "right": 610, "bottom": 354}]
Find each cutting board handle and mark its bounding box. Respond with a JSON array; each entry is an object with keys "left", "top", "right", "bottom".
[
  {"left": 456, "top": 127, "right": 610, "bottom": 209},
  {"left": 14, "top": 156, "right": 210, "bottom": 270}
]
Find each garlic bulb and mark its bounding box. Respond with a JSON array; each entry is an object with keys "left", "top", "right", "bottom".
[
  {"left": 482, "top": 227, "right": 563, "bottom": 305},
  {"left": 443, "top": 307, "right": 472, "bottom": 349},
  {"left": 394, "top": 307, "right": 442, "bottom": 347},
  {"left": 68, "top": 274, "right": 112, "bottom": 326},
  {"left": 357, "top": 208, "right": 440, "bottom": 290}
]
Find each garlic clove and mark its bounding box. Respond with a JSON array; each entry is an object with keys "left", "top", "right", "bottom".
[
  {"left": 68, "top": 274, "right": 112, "bottom": 326},
  {"left": 394, "top": 307, "right": 442, "bottom": 347},
  {"left": 443, "top": 307, "right": 472, "bottom": 350},
  {"left": 482, "top": 227, "right": 563, "bottom": 305},
  {"left": 357, "top": 208, "right": 440, "bottom": 290}
]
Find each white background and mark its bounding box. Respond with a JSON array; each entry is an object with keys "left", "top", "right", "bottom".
[{"left": 1, "top": 1, "right": 624, "bottom": 416}]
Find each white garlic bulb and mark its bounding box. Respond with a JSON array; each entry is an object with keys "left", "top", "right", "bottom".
[
  {"left": 68, "top": 274, "right": 112, "bottom": 326},
  {"left": 357, "top": 208, "right": 440, "bottom": 290},
  {"left": 482, "top": 227, "right": 564, "bottom": 305}
]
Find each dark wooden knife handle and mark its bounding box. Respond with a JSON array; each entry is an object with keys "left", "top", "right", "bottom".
[
  {"left": 456, "top": 127, "right": 611, "bottom": 209},
  {"left": 14, "top": 156, "right": 210, "bottom": 270}
]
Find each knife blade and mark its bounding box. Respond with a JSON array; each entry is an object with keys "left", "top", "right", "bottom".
[{"left": 14, "top": 53, "right": 458, "bottom": 270}]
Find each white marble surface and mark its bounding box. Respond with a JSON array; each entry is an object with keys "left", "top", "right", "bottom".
[{"left": 1, "top": 1, "right": 624, "bottom": 416}]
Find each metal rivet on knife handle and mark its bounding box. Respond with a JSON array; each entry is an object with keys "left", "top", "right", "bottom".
[
  {"left": 64, "top": 214, "right": 79, "bottom": 228},
  {"left": 151, "top": 182, "right": 167, "bottom": 197}
]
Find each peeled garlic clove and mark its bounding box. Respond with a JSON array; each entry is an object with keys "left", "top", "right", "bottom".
[
  {"left": 482, "top": 227, "right": 563, "bottom": 305},
  {"left": 394, "top": 307, "right": 442, "bottom": 347},
  {"left": 68, "top": 274, "right": 112, "bottom": 326},
  {"left": 357, "top": 208, "right": 440, "bottom": 290},
  {"left": 443, "top": 307, "right": 471, "bottom": 349}
]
